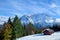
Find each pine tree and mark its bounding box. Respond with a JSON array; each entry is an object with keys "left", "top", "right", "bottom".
[
  {"left": 0, "top": 22, "right": 6, "bottom": 40},
  {"left": 3, "top": 23, "right": 13, "bottom": 40},
  {"left": 3, "top": 18, "right": 13, "bottom": 40},
  {"left": 27, "top": 23, "right": 35, "bottom": 35},
  {"left": 0, "top": 29, "right": 4, "bottom": 40},
  {"left": 23, "top": 24, "right": 28, "bottom": 36},
  {"left": 13, "top": 15, "right": 23, "bottom": 38}
]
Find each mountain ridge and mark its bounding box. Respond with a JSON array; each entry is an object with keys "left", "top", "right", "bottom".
[{"left": 20, "top": 13, "right": 56, "bottom": 28}]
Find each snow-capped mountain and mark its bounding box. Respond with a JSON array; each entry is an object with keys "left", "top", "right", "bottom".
[
  {"left": 0, "top": 16, "right": 8, "bottom": 25},
  {"left": 20, "top": 15, "right": 34, "bottom": 25},
  {"left": 20, "top": 13, "right": 57, "bottom": 27}
]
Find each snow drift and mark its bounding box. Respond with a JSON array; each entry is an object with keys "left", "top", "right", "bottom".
[{"left": 16, "top": 32, "right": 60, "bottom": 40}]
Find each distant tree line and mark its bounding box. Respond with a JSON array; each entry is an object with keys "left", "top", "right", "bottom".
[{"left": 49, "top": 24, "right": 60, "bottom": 32}]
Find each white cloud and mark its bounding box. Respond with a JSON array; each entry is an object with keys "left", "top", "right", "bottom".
[
  {"left": 0, "top": 0, "right": 57, "bottom": 17},
  {"left": 7, "top": 0, "right": 50, "bottom": 15},
  {"left": 50, "top": 3, "right": 57, "bottom": 8},
  {"left": 55, "top": 18, "right": 60, "bottom": 23},
  {"left": 45, "top": 19, "right": 54, "bottom": 23}
]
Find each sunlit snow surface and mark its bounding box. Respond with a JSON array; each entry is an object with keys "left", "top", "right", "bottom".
[{"left": 16, "top": 32, "right": 60, "bottom": 40}]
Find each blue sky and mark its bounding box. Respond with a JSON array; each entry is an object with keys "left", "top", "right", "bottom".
[
  {"left": 0, "top": 0, "right": 60, "bottom": 17},
  {"left": 0, "top": 0, "right": 60, "bottom": 24}
]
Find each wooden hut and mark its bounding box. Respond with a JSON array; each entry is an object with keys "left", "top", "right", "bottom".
[{"left": 43, "top": 29, "right": 54, "bottom": 35}]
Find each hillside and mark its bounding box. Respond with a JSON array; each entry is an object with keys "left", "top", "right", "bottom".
[{"left": 16, "top": 32, "right": 60, "bottom": 40}]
